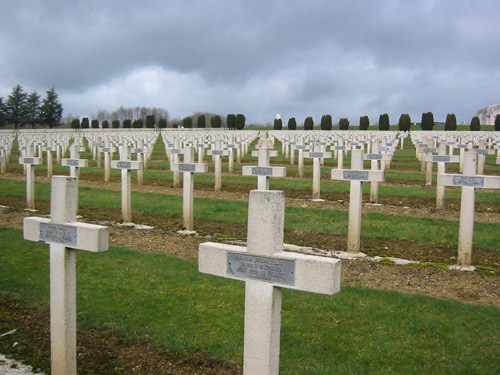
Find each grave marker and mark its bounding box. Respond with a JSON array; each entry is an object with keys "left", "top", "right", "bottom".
[
  {"left": 18, "top": 145, "right": 43, "bottom": 210},
  {"left": 101, "top": 139, "right": 116, "bottom": 182},
  {"left": 438, "top": 151, "right": 500, "bottom": 270},
  {"left": 170, "top": 146, "right": 208, "bottom": 231},
  {"left": 331, "top": 149, "right": 384, "bottom": 253},
  {"left": 423, "top": 143, "right": 459, "bottom": 208},
  {"left": 207, "top": 141, "right": 229, "bottom": 192},
  {"left": 23, "top": 176, "right": 108, "bottom": 375},
  {"left": 363, "top": 141, "right": 391, "bottom": 203},
  {"left": 61, "top": 143, "right": 88, "bottom": 178},
  {"left": 199, "top": 190, "right": 341, "bottom": 375},
  {"left": 111, "top": 146, "right": 142, "bottom": 223},
  {"left": 242, "top": 141, "right": 286, "bottom": 190},
  {"left": 304, "top": 145, "right": 332, "bottom": 200}
]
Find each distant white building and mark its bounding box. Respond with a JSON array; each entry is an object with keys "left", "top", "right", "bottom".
[{"left": 476, "top": 104, "right": 500, "bottom": 125}]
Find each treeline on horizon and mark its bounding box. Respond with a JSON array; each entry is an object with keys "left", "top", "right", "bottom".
[{"left": 2, "top": 84, "right": 500, "bottom": 131}]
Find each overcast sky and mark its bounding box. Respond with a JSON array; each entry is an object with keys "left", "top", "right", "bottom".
[{"left": 1, "top": 0, "right": 499, "bottom": 125}]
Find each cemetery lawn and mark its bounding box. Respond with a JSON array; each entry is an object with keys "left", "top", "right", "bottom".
[{"left": 1, "top": 226, "right": 500, "bottom": 375}]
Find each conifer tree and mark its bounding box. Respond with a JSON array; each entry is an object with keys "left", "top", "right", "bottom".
[
  {"left": 470, "top": 116, "right": 480, "bottom": 131},
  {"left": 304, "top": 116, "right": 314, "bottom": 130},
  {"left": 359, "top": 115, "right": 369, "bottom": 130}
]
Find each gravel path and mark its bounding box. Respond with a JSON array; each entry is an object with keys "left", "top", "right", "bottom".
[{"left": 0, "top": 355, "right": 44, "bottom": 375}]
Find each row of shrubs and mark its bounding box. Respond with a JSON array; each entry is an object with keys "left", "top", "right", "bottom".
[
  {"left": 273, "top": 113, "right": 500, "bottom": 131},
  {"left": 70, "top": 114, "right": 244, "bottom": 130}
]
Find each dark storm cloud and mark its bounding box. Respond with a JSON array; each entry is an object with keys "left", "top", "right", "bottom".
[{"left": 1, "top": 0, "right": 499, "bottom": 124}]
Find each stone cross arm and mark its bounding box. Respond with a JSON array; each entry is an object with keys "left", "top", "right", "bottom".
[
  {"left": 24, "top": 217, "right": 108, "bottom": 253},
  {"left": 252, "top": 150, "right": 278, "bottom": 157},
  {"left": 111, "top": 160, "right": 142, "bottom": 170},
  {"left": 331, "top": 169, "right": 385, "bottom": 182},
  {"left": 207, "top": 149, "right": 229, "bottom": 156},
  {"left": 199, "top": 242, "right": 341, "bottom": 295},
  {"left": 101, "top": 146, "right": 117, "bottom": 153},
  {"left": 304, "top": 151, "right": 332, "bottom": 159},
  {"left": 19, "top": 156, "right": 43, "bottom": 165},
  {"left": 438, "top": 174, "right": 500, "bottom": 189},
  {"left": 61, "top": 158, "right": 88, "bottom": 168},
  {"left": 364, "top": 153, "right": 392, "bottom": 162},
  {"left": 242, "top": 166, "right": 286, "bottom": 177},
  {"left": 423, "top": 154, "right": 460, "bottom": 163},
  {"left": 170, "top": 162, "right": 208, "bottom": 173}
]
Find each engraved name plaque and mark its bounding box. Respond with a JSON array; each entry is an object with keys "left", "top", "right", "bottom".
[
  {"left": 335, "top": 146, "right": 346, "bottom": 150},
  {"left": 433, "top": 156, "right": 450, "bottom": 162},
  {"left": 366, "top": 154, "right": 383, "bottom": 160},
  {"left": 23, "top": 158, "right": 34, "bottom": 164},
  {"left": 66, "top": 160, "right": 79, "bottom": 167},
  {"left": 117, "top": 161, "right": 132, "bottom": 169},
  {"left": 179, "top": 163, "right": 196, "bottom": 172},
  {"left": 40, "top": 223, "right": 77, "bottom": 246},
  {"left": 423, "top": 148, "right": 436, "bottom": 153},
  {"left": 343, "top": 170, "right": 369, "bottom": 180},
  {"left": 476, "top": 150, "right": 489, "bottom": 155},
  {"left": 134, "top": 148, "right": 144, "bottom": 153},
  {"left": 211, "top": 150, "right": 224, "bottom": 155},
  {"left": 227, "top": 252, "right": 295, "bottom": 285},
  {"left": 309, "top": 152, "right": 323, "bottom": 158},
  {"left": 252, "top": 167, "right": 273, "bottom": 176},
  {"left": 102, "top": 147, "right": 112, "bottom": 153},
  {"left": 452, "top": 176, "right": 485, "bottom": 187}
]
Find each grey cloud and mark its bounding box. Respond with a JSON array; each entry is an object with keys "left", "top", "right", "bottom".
[{"left": 1, "top": 0, "right": 499, "bottom": 124}]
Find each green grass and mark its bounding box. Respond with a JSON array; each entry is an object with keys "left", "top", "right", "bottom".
[
  {"left": 0, "top": 227, "right": 499, "bottom": 374},
  {"left": 1, "top": 178, "right": 499, "bottom": 250}
]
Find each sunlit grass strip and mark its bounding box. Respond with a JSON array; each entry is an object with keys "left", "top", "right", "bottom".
[
  {"left": 0, "top": 227, "right": 499, "bottom": 375},
  {"left": 0, "top": 178, "right": 499, "bottom": 250}
]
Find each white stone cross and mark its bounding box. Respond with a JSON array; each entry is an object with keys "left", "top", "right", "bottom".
[
  {"left": 199, "top": 190, "right": 341, "bottom": 375},
  {"left": 18, "top": 145, "right": 43, "bottom": 210},
  {"left": 331, "top": 149, "right": 385, "bottom": 253},
  {"left": 166, "top": 139, "right": 183, "bottom": 187},
  {"left": 44, "top": 139, "right": 55, "bottom": 178},
  {"left": 438, "top": 151, "right": 500, "bottom": 271},
  {"left": 207, "top": 140, "right": 229, "bottom": 192},
  {"left": 331, "top": 142, "right": 350, "bottom": 170},
  {"left": 242, "top": 140, "right": 286, "bottom": 190},
  {"left": 101, "top": 139, "right": 117, "bottom": 183},
  {"left": 0, "top": 140, "right": 11, "bottom": 173},
  {"left": 304, "top": 145, "right": 332, "bottom": 200},
  {"left": 294, "top": 139, "right": 308, "bottom": 177},
  {"left": 423, "top": 142, "right": 460, "bottom": 209},
  {"left": 170, "top": 146, "right": 208, "bottom": 231},
  {"left": 23, "top": 176, "right": 108, "bottom": 375},
  {"left": 62, "top": 143, "right": 89, "bottom": 179},
  {"left": 473, "top": 144, "right": 496, "bottom": 175},
  {"left": 363, "top": 141, "right": 391, "bottom": 203},
  {"left": 111, "top": 145, "right": 142, "bottom": 223}
]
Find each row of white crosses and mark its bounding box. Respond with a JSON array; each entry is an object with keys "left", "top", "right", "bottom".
[
  {"left": 21, "top": 174, "right": 341, "bottom": 375},
  {"left": 0, "top": 135, "right": 15, "bottom": 173}
]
